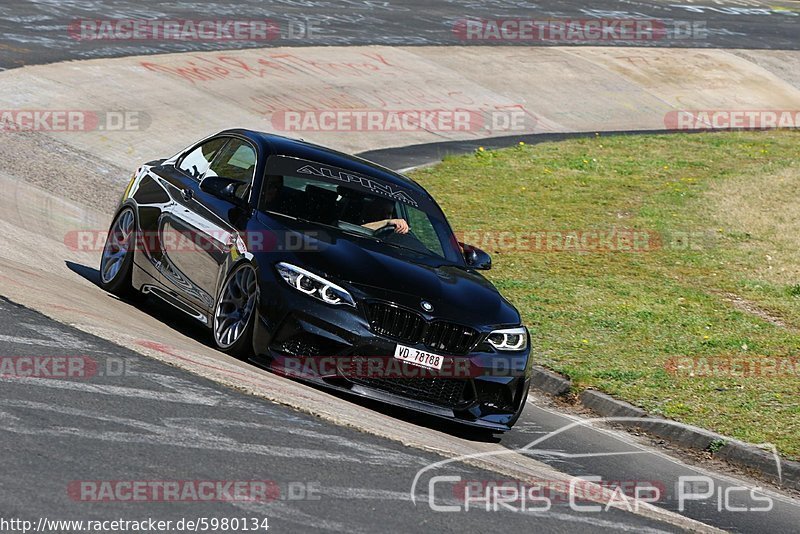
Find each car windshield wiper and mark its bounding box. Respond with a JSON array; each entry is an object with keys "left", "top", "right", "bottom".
[
  {"left": 267, "top": 211, "right": 383, "bottom": 241},
  {"left": 367, "top": 235, "right": 443, "bottom": 260},
  {"left": 265, "top": 211, "right": 447, "bottom": 260}
]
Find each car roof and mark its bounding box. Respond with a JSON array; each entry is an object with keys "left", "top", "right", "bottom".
[{"left": 222, "top": 128, "right": 426, "bottom": 194}]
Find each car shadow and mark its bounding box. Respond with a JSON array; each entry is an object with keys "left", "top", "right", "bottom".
[
  {"left": 65, "top": 260, "right": 215, "bottom": 346},
  {"left": 66, "top": 260, "right": 101, "bottom": 286},
  {"left": 308, "top": 384, "right": 504, "bottom": 443},
  {"left": 65, "top": 260, "right": 504, "bottom": 443}
]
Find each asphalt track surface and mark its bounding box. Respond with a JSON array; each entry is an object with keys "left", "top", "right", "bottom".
[
  {"left": 0, "top": 297, "right": 680, "bottom": 533},
  {"left": 0, "top": 0, "right": 799, "bottom": 69},
  {"left": 2, "top": 289, "right": 799, "bottom": 532},
  {"left": 2, "top": 0, "right": 800, "bottom": 533}
]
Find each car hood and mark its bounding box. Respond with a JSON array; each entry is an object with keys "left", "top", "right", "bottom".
[{"left": 260, "top": 217, "right": 521, "bottom": 328}]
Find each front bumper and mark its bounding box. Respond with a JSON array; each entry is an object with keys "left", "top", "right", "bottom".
[{"left": 251, "top": 283, "right": 533, "bottom": 432}]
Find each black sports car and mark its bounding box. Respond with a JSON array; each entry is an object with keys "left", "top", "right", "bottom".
[{"left": 100, "top": 129, "right": 532, "bottom": 431}]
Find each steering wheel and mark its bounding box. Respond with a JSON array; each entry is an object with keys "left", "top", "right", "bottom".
[{"left": 373, "top": 222, "right": 397, "bottom": 237}]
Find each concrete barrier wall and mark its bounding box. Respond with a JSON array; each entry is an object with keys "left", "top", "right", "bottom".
[{"left": 1, "top": 46, "right": 799, "bottom": 179}]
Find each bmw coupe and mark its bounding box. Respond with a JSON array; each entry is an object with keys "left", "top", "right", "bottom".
[{"left": 100, "top": 129, "right": 532, "bottom": 431}]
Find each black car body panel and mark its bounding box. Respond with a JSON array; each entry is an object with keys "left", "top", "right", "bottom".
[{"left": 115, "top": 129, "right": 532, "bottom": 431}]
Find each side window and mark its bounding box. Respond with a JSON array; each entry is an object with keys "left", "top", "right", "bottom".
[
  {"left": 178, "top": 137, "right": 228, "bottom": 179},
  {"left": 206, "top": 139, "right": 257, "bottom": 200},
  {"left": 405, "top": 206, "right": 445, "bottom": 257}
]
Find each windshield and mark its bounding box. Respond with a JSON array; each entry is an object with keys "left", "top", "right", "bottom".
[{"left": 258, "top": 157, "right": 463, "bottom": 263}]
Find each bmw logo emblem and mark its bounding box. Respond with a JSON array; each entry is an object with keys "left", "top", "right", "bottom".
[{"left": 421, "top": 301, "right": 434, "bottom": 312}]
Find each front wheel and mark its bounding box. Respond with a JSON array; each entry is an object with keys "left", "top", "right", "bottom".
[
  {"left": 213, "top": 263, "right": 259, "bottom": 359},
  {"left": 99, "top": 207, "right": 138, "bottom": 298}
]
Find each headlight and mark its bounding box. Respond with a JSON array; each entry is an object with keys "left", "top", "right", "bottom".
[
  {"left": 487, "top": 326, "right": 528, "bottom": 351},
  {"left": 275, "top": 262, "right": 355, "bottom": 307}
]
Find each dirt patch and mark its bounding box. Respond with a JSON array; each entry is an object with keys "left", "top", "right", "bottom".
[
  {"left": 705, "top": 166, "right": 800, "bottom": 288},
  {"left": 718, "top": 292, "right": 791, "bottom": 330}
]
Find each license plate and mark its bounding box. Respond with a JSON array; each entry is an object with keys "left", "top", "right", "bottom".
[{"left": 393, "top": 343, "right": 444, "bottom": 370}]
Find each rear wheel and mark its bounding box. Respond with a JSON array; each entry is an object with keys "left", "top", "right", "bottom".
[
  {"left": 99, "top": 207, "right": 138, "bottom": 298},
  {"left": 213, "top": 263, "right": 259, "bottom": 358}
]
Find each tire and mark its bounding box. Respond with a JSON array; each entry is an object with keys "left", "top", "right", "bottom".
[
  {"left": 212, "top": 262, "right": 259, "bottom": 359},
  {"left": 99, "top": 207, "right": 139, "bottom": 299}
]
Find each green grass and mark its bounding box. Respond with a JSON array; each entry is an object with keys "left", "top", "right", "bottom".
[{"left": 410, "top": 131, "right": 800, "bottom": 459}]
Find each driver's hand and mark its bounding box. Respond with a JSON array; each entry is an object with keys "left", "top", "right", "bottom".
[{"left": 389, "top": 218, "right": 409, "bottom": 234}]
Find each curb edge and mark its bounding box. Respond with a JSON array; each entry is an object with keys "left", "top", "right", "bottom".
[{"left": 529, "top": 367, "right": 800, "bottom": 491}]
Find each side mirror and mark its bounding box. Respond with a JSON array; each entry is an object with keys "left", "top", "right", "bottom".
[
  {"left": 222, "top": 182, "right": 239, "bottom": 199},
  {"left": 200, "top": 176, "right": 247, "bottom": 207},
  {"left": 460, "top": 242, "right": 492, "bottom": 270}
]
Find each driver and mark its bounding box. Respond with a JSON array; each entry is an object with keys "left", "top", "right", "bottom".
[{"left": 360, "top": 197, "right": 409, "bottom": 234}]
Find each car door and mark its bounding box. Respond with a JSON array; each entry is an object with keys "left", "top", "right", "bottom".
[
  {"left": 159, "top": 136, "right": 258, "bottom": 313},
  {"left": 150, "top": 135, "right": 229, "bottom": 312}
]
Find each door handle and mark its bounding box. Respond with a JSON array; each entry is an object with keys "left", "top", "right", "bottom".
[{"left": 181, "top": 188, "right": 193, "bottom": 202}]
